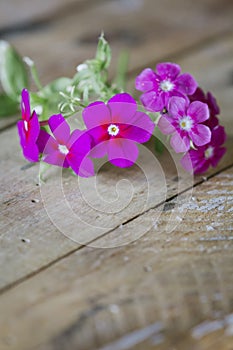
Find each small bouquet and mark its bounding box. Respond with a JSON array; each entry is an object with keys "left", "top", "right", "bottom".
[{"left": 0, "top": 34, "right": 226, "bottom": 178}]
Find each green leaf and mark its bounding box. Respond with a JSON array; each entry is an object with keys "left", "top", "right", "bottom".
[
  {"left": 41, "top": 77, "right": 72, "bottom": 97},
  {"left": 0, "top": 93, "right": 19, "bottom": 117},
  {"left": 95, "top": 33, "right": 111, "bottom": 70},
  {"left": 115, "top": 51, "right": 129, "bottom": 90},
  {"left": 0, "top": 41, "right": 29, "bottom": 100},
  {"left": 31, "top": 78, "right": 72, "bottom": 121}
]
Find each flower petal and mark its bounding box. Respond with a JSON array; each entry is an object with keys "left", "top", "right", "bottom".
[
  {"left": 23, "top": 142, "right": 39, "bottom": 162},
  {"left": 205, "top": 115, "right": 219, "bottom": 129},
  {"left": 140, "top": 91, "right": 164, "bottom": 112},
  {"left": 210, "top": 125, "right": 226, "bottom": 147},
  {"left": 207, "top": 92, "right": 220, "bottom": 115},
  {"left": 210, "top": 147, "right": 226, "bottom": 167},
  {"left": 17, "top": 120, "right": 39, "bottom": 162},
  {"left": 83, "top": 101, "right": 111, "bottom": 129},
  {"left": 168, "top": 96, "right": 186, "bottom": 118},
  {"left": 108, "top": 93, "right": 137, "bottom": 123},
  {"left": 190, "top": 124, "right": 211, "bottom": 146},
  {"left": 156, "top": 62, "right": 181, "bottom": 79},
  {"left": 21, "top": 89, "right": 31, "bottom": 121},
  {"left": 43, "top": 151, "right": 69, "bottom": 168},
  {"left": 180, "top": 152, "right": 194, "bottom": 173},
  {"left": 48, "top": 114, "right": 70, "bottom": 144},
  {"left": 17, "top": 120, "right": 26, "bottom": 144},
  {"left": 69, "top": 156, "right": 94, "bottom": 177},
  {"left": 108, "top": 93, "right": 136, "bottom": 105},
  {"left": 108, "top": 139, "right": 139, "bottom": 168},
  {"left": 28, "top": 111, "right": 40, "bottom": 142},
  {"left": 158, "top": 115, "right": 176, "bottom": 135},
  {"left": 69, "top": 130, "right": 92, "bottom": 157},
  {"left": 182, "top": 148, "right": 211, "bottom": 174},
  {"left": 89, "top": 141, "right": 107, "bottom": 158},
  {"left": 187, "top": 101, "right": 209, "bottom": 123},
  {"left": 135, "top": 68, "right": 157, "bottom": 91},
  {"left": 175, "top": 73, "right": 197, "bottom": 95},
  {"left": 37, "top": 129, "right": 58, "bottom": 154},
  {"left": 170, "top": 132, "right": 190, "bottom": 153},
  {"left": 120, "top": 111, "right": 155, "bottom": 143}
]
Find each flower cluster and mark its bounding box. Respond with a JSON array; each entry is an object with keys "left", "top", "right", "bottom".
[
  {"left": 15, "top": 35, "right": 226, "bottom": 178},
  {"left": 18, "top": 89, "right": 155, "bottom": 177},
  {"left": 136, "top": 62, "right": 226, "bottom": 174}
]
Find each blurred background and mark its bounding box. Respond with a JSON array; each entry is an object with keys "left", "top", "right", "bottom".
[{"left": 0, "top": 0, "right": 232, "bottom": 85}]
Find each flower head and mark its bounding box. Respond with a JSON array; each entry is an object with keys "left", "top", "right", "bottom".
[
  {"left": 189, "top": 87, "right": 220, "bottom": 128},
  {"left": 158, "top": 96, "right": 211, "bottom": 153},
  {"left": 135, "top": 62, "right": 197, "bottom": 112},
  {"left": 17, "top": 89, "right": 40, "bottom": 162},
  {"left": 181, "top": 125, "right": 226, "bottom": 174},
  {"left": 83, "top": 93, "right": 155, "bottom": 168},
  {"left": 37, "top": 114, "right": 94, "bottom": 177}
]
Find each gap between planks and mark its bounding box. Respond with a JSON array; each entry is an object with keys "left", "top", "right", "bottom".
[
  {"left": 1, "top": 30, "right": 232, "bottom": 292},
  {"left": 1, "top": 162, "right": 233, "bottom": 296}
]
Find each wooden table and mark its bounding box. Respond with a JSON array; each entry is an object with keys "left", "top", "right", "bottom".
[{"left": 0, "top": 1, "right": 233, "bottom": 349}]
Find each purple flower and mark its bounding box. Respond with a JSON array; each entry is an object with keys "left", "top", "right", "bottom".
[
  {"left": 37, "top": 114, "right": 94, "bottom": 177},
  {"left": 189, "top": 87, "right": 220, "bottom": 128},
  {"left": 17, "top": 89, "right": 40, "bottom": 162},
  {"left": 158, "top": 97, "right": 211, "bottom": 153},
  {"left": 135, "top": 62, "right": 197, "bottom": 112},
  {"left": 181, "top": 125, "right": 226, "bottom": 174},
  {"left": 83, "top": 93, "right": 155, "bottom": 168}
]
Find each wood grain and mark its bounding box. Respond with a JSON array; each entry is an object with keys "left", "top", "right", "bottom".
[
  {"left": 1, "top": 1, "right": 233, "bottom": 130},
  {"left": 2, "top": 0, "right": 233, "bottom": 85},
  {"left": 0, "top": 166, "right": 232, "bottom": 350},
  {"left": 1, "top": 32, "right": 233, "bottom": 291},
  {"left": 1, "top": 2, "right": 233, "bottom": 349},
  {"left": 0, "top": 0, "right": 94, "bottom": 31}
]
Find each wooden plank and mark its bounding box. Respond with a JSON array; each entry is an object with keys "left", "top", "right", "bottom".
[
  {"left": 0, "top": 0, "right": 93, "bottom": 31},
  {"left": 2, "top": 0, "right": 233, "bottom": 86},
  {"left": 0, "top": 166, "right": 233, "bottom": 350},
  {"left": 1, "top": 33, "right": 233, "bottom": 290},
  {"left": 1, "top": 1, "right": 233, "bottom": 129}
]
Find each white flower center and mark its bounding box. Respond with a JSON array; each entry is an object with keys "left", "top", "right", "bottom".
[
  {"left": 179, "top": 116, "right": 193, "bottom": 131},
  {"left": 24, "top": 120, "right": 29, "bottom": 131},
  {"left": 160, "top": 80, "right": 174, "bottom": 92},
  {"left": 204, "top": 146, "right": 214, "bottom": 159},
  {"left": 58, "top": 144, "right": 69, "bottom": 155},
  {"left": 107, "top": 124, "right": 119, "bottom": 136}
]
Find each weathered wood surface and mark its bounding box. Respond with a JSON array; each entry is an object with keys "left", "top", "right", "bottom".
[
  {"left": 1, "top": 0, "right": 233, "bottom": 85},
  {"left": 0, "top": 1, "right": 233, "bottom": 350},
  {"left": 0, "top": 0, "right": 92, "bottom": 31},
  {"left": 1, "top": 0, "right": 233, "bottom": 130},
  {"left": 1, "top": 32, "right": 233, "bottom": 290},
  {"left": 0, "top": 166, "right": 233, "bottom": 350}
]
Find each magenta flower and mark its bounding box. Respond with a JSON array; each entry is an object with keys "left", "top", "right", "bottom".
[
  {"left": 158, "top": 96, "right": 211, "bottom": 153},
  {"left": 83, "top": 93, "right": 155, "bottom": 168},
  {"left": 17, "top": 89, "right": 40, "bottom": 162},
  {"left": 135, "top": 62, "right": 197, "bottom": 112},
  {"left": 37, "top": 114, "right": 94, "bottom": 177},
  {"left": 181, "top": 125, "right": 226, "bottom": 174},
  {"left": 189, "top": 87, "right": 220, "bottom": 128}
]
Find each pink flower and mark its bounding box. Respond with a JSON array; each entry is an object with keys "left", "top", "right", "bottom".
[
  {"left": 83, "top": 93, "right": 155, "bottom": 168},
  {"left": 158, "top": 96, "right": 211, "bottom": 153},
  {"left": 37, "top": 114, "right": 94, "bottom": 177},
  {"left": 189, "top": 87, "right": 220, "bottom": 128},
  {"left": 135, "top": 62, "right": 197, "bottom": 112},
  {"left": 181, "top": 125, "right": 226, "bottom": 174},
  {"left": 17, "top": 89, "right": 40, "bottom": 162}
]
